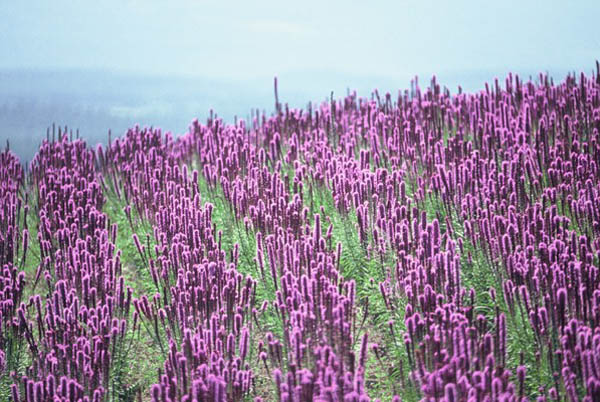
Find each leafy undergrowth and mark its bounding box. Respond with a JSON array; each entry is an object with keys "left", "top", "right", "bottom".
[{"left": 101, "top": 185, "right": 164, "bottom": 401}]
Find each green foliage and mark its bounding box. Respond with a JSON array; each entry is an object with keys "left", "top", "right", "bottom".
[
  {"left": 103, "top": 190, "right": 156, "bottom": 298},
  {"left": 102, "top": 186, "right": 165, "bottom": 400}
]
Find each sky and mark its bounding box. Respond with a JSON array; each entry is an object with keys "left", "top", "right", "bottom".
[
  {"left": 0, "top": 0, "right": 599, "bottom": 160},
  {"left": 2, "top": 0, "right": 598, "bottom": 80}
]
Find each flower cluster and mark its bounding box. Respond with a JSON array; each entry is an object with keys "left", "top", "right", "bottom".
[
  {"left": 10, "top": 137, "right": 131, "bottom": 401},
  {"left": 0, "top": 149, "right": 27, "bottom": 380}
]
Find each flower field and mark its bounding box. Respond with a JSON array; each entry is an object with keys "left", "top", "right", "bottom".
[{"left": 2, "top": 65, "right": 600, "bottom": 401}]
